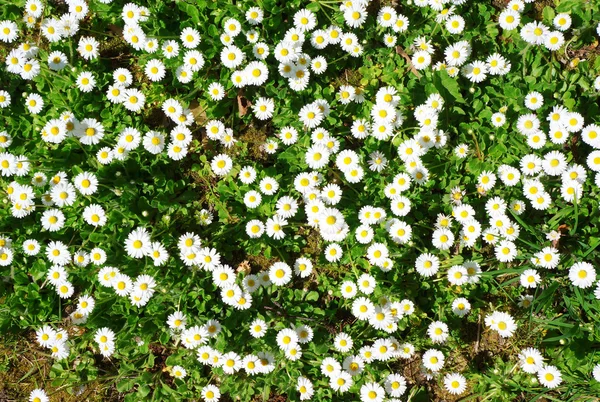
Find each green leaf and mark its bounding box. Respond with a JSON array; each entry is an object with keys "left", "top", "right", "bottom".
[
  {"left": 177, "top": 1, "right": 200, "bottom": 24},
  {"left": 117, "top": 379, "right": 135, "bottom": 392},
  {"left": 305, "top": 291, "right": 319, "bottom": 301},
  {"left": 433, "top": 71, "right": 465, "bottom": 103},
  {"left": 542, "top": 6, "right": 555, "bottom": 24}
]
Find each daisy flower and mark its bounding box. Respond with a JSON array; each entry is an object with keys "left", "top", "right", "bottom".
[
  {"left": 201, "top": 385, "right": 220, "bottom": 402},
  {"left": 444, "top": 373, "right": 467, "bottom": 395},
  {"left": 76, "top": 71, "right": 96, "bottom": 92},
  {"left": 208, "top": 82, "right": 225, "bottom": 101},
  {"left": 211, "top": 154, "right": 233, "bottom": 176},
  {"left": 124, "top": 227, "right": 151, "bottom": 258},
  {"left": 486, "top": 311, "right": 517, "bottom": 338},
  {"left": 122, "top": 88, "right": 146, "bottom": 112},
  {"left": 269, "top": 262, "right": 292, "bottom": 286},
  {"left": 162, "top": 40, "right": 180, "bottom": 58},
  {"left": 518, "top": 347, "right": 544, "bottom": 373},
  {"left": 253, "top": 97, "right": 275, "bottom": 120},
  {"left": 569, "top": 262, "right": 596, "bottom": 288},
  {"left": 333, "top": 332, "right": 353, "bottom": 353},
  {"left": 463, "top": 61, "right": 488, "bottom": 83},
  {"left": 538, "top": 365, "right": 562, "bottom": 388},
  {"left": 25, "top": 93, "right": 44, "bottom": 114},
  {"left": 83, "top": 204, "right": 107, "bottom": 227},
  {"left": 297, "top": 377, "right": 314, "bottom": 400},
  {"left": 0, "top": 20, "right": 19, "bottom": 43},
  {"left": 77, "top": 36, "right": 99, "bottom": 60},
  {"left": 452, "top": 297, "right": 471, "bottom": 317},
  {"left": 412, "top": 50, "right": 431, "bottom": 70},
  {"left": 427, "top": 321, "right": 449, "bottom": 343},
  {"left": 520, "top": 269, "right": 541, "bottom": 288},
  {"left": 180, "top": 27, "right": 201, "bottom": 48},
  {"left": 294, "top": 9, "right": 317, "bottom": 32},
  {"left": 145, "top": 59, "right": 166, "bottom": 82},
  {"left": 422, "top": 349, "right": 445, "bottom": 372}
]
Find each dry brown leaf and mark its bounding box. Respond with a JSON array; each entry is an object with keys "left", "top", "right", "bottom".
[
  {"left": 396, "top": 46, "right": 422, "bottom": 78},
  {"left": 189, "top": 100, "right": 207, "bottom": 126},
  {"left": 237, "top": 89, "right": 251, "bottom": 117}
]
